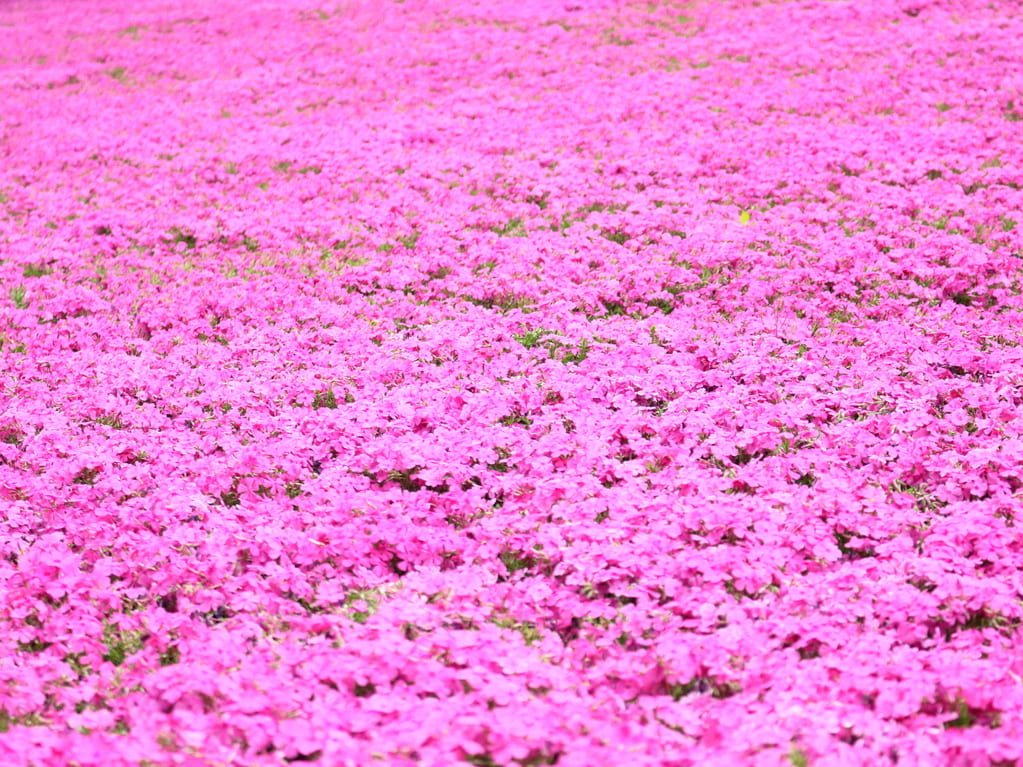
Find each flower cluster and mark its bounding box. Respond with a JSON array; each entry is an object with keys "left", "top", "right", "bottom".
[{"left": 2, "top": 0, "right": 1023, "bottom": 764}]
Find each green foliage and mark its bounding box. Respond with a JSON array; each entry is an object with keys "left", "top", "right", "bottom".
[
  {"left": 525, "top": 192, "right": 549, "bottom": 209},
  {"left": 559, "top": 338, "right": 590, "bottom": 364},
  {"left": 487, "top": 448, "right": 515, "bottom": 474},
  {"left": 399, "top": 230, "right": 421, "bottom": 249},
  {"left": 312, "top": 388, "right": 338, "bottom": 409},
  {"left": 426, "top": 265, "right": 451, "bottom": 281},
  {"left": 600, "top": 298, "right": 628, "bottom": 316},
  {"left": 94, "top": 413, "right": 127, "bottom": 430},
  {"left": 499, "top": 550, "right": 535, "bottom": 575},
  {"left": 788, "top": 745, "right": 810, "bottom": 767},
  {"left": 646, "top": 298, "right": 674, "bottom": 314},
  {"left": 944, "top": 697, "right": 975, "bottom": 729},
  {"left": 513, "top": 328, "right": 554, "bottom": 349},
  {"left": 604, "top": 30, "right": 636, "bottom": 46},
  {"left": 165, "top": 227, "right": 197, "bottom": 250},
  {"left": 220, "top": 488, "right": 241, "bottom": 507},
  {"left": 498, "top": 411, "right": 533, "bottom": 427},
  {"left": 102, "top": 623, "right": 146, "bottom": 667},
  {"left": 464, "top": 292, "right": 535, "bottom": 312},
  {"left": 72, "top": 467, "right": 100, "bottom": 485},
  {"left": 490, "top": 614, "right": 542, "bottom": 645},
  {"left": 600, "top": 228, "right": 630, "bottom": 245},
  {"left": 9, "top": 285, "right": 27, "bottom": 309},
  {"left": 492, "top": 217, "right": 527, "bottom": 237},
  {"left": 0, "top": 709, "right": 48, "bottom": 733},
  {"left": 828, "top": 309, "right": 853, "bottom": 323},
  {"left": 386, "top": 468, "right": 422, "bottom": 492},
  {"left": 22, "top": 264, "right": 51, "bottom": 278},
  {"left": 345, "top": 588, "right": 385, "bottom": 624}
]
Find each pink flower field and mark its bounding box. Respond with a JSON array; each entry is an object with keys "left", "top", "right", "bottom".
[{"left": 2, "top": 0, "right": 1023, "bottom": 764}]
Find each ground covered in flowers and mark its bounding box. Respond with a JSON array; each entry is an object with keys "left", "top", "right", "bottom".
[{"left": 1, "top": 0, "right": 1022, "bottom": 764}]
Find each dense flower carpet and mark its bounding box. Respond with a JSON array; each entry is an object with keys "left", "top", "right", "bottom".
[{"left": 2, "top": 0, "right": 1023, "bottom": 764}]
